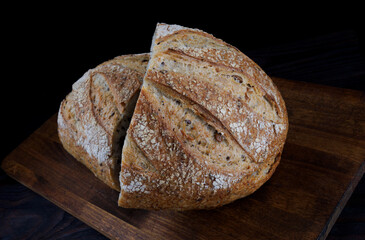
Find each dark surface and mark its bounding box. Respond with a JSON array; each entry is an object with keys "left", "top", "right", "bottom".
[{"left": 2, "top": 10, "right": 365, "bottom": 240}]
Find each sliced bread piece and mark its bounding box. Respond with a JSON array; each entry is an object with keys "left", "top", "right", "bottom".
[{"left": 58, "top": 53, "right": 149, "bottom": 191}]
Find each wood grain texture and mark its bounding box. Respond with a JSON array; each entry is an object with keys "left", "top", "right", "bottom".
[{"left": 2, "top": 77, "right": 364, "bottom": 240}]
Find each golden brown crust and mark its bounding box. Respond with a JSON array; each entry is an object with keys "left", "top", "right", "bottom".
[
  {"left": 153, "top": 26, "right": 286, "bottom": 118},
  {"left": 57, "top": 54, "right": 149, "bottom": 191},
  {"left": 118, "top": 24, "right": 288, "bottom": 210},
  {"left": 148, "top": 50, "right": 285, "bottom": 162}
]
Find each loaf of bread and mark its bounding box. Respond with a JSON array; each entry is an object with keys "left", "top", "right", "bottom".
[
  {"left": 58, "top": 53, "right": 149, "bottom": 191},
  {"left": 58, "top": 23, "right": 288, "bottom": 210},
  {"left": 118, "top": 24, "right": 288, "bottom": 210}
]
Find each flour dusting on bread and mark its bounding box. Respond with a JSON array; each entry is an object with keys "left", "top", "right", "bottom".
[{"left": 58, "top": 54, "right": 149, "bottom": 191}]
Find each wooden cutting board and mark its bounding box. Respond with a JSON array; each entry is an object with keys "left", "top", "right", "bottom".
[{"left": 2, "top": 77, "right": 365, "bottom": 240}]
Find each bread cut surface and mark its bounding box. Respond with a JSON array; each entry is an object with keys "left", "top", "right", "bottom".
[
  {"left": 118, "top": 24, "right": 288, "bottom": 210},
  {"left": 58, "top": 53, "right": 149, "bottom": 191}
]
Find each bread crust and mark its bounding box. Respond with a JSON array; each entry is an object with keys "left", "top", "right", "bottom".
[
  {"left": 58, "top": 53, "right": 149, "bottom": 191},
  {"left": 118, "top": 24, "right": 288, "bottom": 210}
]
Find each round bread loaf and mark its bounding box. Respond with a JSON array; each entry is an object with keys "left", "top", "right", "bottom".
[
  {"left": 58, "top": 23, "right": 288, "bottom": 210},
  {"left": 118, "top": 24, "right": 289, "bottom": 210}
]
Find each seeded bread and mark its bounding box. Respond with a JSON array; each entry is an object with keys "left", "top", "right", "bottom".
[
  {"left": 118, "top": 24, "right": 288, "bottom": 210},
  {"left": 58, "top": 53, "right": 149, "bottom": 191}
]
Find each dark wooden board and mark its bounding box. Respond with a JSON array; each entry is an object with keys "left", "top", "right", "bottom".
[{"left": 2, "top": 77, "right": 365, "bottom": 240}]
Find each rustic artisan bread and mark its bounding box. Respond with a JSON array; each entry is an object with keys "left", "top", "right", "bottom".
[
  {"left": 118, "top": 24, "right": 288, "bottom": 210},
  {"left": 58, "top": 53, "right": 149, "bottom": 191}
]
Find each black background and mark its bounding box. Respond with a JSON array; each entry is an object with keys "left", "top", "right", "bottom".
[
  {"left": 2, "top": 6, "right": 364, "bottom": 160},
  {"left": 2, "top": 4, "right": 365, "bottom": 239}
]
